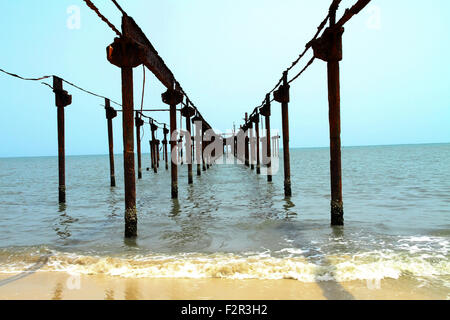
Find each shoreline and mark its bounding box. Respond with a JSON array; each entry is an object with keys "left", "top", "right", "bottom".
[{"left": 0, "top": 272, "right": 447, "bottom": 300}]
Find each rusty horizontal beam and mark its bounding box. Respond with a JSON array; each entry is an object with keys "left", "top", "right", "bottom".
[{"left": 122, "top": 16, "right": 175, "bottom": 89}]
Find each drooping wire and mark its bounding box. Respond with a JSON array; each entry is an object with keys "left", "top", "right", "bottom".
[
  {"left": 0, "top": 68, "right": 51, "bottom": 81},
  {"left": 61, "top": 78, "right": 122, "bottom": 107}
]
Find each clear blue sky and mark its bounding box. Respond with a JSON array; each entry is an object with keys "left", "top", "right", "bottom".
[{"left": 0, "top": 0, "right": 449, "bottom": 157}]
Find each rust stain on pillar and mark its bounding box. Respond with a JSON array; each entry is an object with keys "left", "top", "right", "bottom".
[
  {"left": 274, "top": 71, "right": 291, "bottom": 197},
  {"left": 105, "top": 99, "right": 117, "bottom": 187},
  {"left": 53, "top": 76, "right": 72, "bottom": 204}
]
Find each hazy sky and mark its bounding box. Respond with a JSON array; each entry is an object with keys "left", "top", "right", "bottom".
[{"left": 0, "top": 0, "right": 449, "bottom": 157}]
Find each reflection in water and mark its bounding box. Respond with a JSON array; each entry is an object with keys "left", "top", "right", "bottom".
[
  {"left": 107, "top": 187, "right": 120, "bottom": 218},
  {"left": 282, "top": 198, "right": 297, "bottom": 219},
  {"left": 123, "top": 236, "right": 138, "bottom": 248},
  {"left": 331, "top": 225, "right": 345, "bottom": 238},
  {"left": 166, "top": 196, "right": 213, "bottom": 252},
  {"left": 53, "top": 204, "right": 77, "bottom": 240},
  {"left": 169, "top": 199, "right": 181, "bottom": 218}
]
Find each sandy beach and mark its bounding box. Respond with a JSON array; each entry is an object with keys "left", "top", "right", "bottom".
[{"left": 0, "top": 272, "right": 447, "bottom": 300}]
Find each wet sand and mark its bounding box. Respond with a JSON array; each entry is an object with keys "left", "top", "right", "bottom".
[{"left": 0, "top": 272, "right": 447, "bottom": 300}]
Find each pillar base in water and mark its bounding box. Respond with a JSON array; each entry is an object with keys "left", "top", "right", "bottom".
[
  {"left": 172, "top": 184, "right": 178, "bottom": 199},
  {"left": 256, "top": 165, "right": 261, "bottom": 175},
  {"left": 124, "top": 208, "right": 137, "bottom": 238},
  {"left": 331, "top": 200, "right": 344, "bottom": 226},
  {"left": 197, "top": 164, "right": 201, "bottom": 176},
  {"left": 58, "top": 185, "right": 66, "bottom": 204},
  {"left": 284, "top": 181, "right": 292, "bottom": 198}
]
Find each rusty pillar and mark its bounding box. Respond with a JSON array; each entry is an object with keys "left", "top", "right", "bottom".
[
  {"left": 121, "top": 67, "right": 137, "bottom": 237},
  {"left": 255, "top": 113, "right": 261, "bottom": 175},
  {"left": 327, "top": 44, "right": 344, "bottom": 225},
  {"left": 135, "top": 113, "right": 143, "bottom": 180},
  {"left": 249, "top": 121, "right": 255, "bottom": 171},
  {"left": 264, "top": 95, "right": 272, "bottom": 182},
  {"left": 105, "top": 99, "right": 117, "bottom": 187},
  {"left": 156, "top": 140, "right": 160, "bottom": 168},
  {"left": 150, "top": 122, "right": 158, "bottom": 173},
  {"left": 202, "top": 123, "right": 207, "bottom": 171},
  {"left": 274, "top": 72, "right": 291, "bottom": 197},
  {"left": 53, "top": 76, "right": 71, "bottom": 203},
  {"left": 193, "top": 120, "right": 202, "bottom": 176},
  {"left": 107, "top": 36, "right": 142, "bottom": 238},
  {"left": 163, "top": 125, "right": 169, "bottom": 170},
  {"left": 149, "top": 139, "right": 154, "bottom": 170},
  {"left": 170, "top": 105, "right": 178, "bottom": 198},
  {"left": 281, "top": 72, "right": 292, "bottom": 197},
  {"left": 184, "top": 113, "right": 193, "bottom": 185},
  {"left": 162, "top": 86, "right": 183, "bottom": 199},
  {"left": 311, "top": 9, "right": 345, "bottom": 225}
]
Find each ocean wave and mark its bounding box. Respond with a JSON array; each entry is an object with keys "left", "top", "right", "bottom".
[{"left": 0, "top": 249, "right": 449, "bottom": 284}]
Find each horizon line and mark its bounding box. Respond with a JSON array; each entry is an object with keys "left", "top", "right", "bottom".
[{"left": 0, "top": 142, "right": 449, "bottom": 159}]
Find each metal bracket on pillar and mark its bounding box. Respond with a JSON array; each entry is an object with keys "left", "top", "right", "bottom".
[
  {"left": 311, "top": 27, "right": 344, "bottom": 63},
  {"left": 273, "top": 83, "right": 290, "bottom": 104}
]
